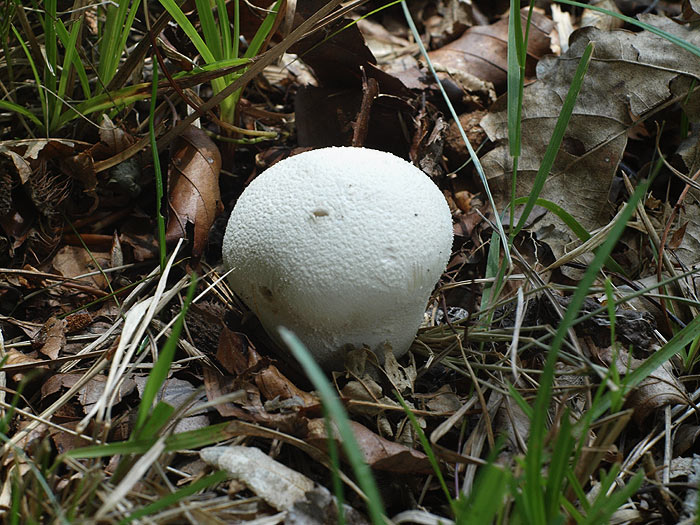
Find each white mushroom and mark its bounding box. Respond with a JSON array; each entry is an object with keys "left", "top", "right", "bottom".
[{"left": 222, "top": 146, "right": 453, "bottom": 370}]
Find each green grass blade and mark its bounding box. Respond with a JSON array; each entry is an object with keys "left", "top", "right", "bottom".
[
  {"left": 243, "top": 0, "right": 281, "bottom": 59},
  {"left": 513, "top": 42, "right": 595, "bottom": 235},
  {"left": 54, "top": 19, "right": 90, "bottom": 99},
  {"left": 232, "top": 0, "right": 240, "bottom": 58},
  {"left": 0, "top": 100, "right": 43, "bottom": 128},
  {"left": 119, "top": 470, "right": 229, "bottom": 524},
  {"left": 133, "top": 274, "right": 197, "bottom": 435},
  {"left": 522, "top": 177, "right": 649, "bottom": 524},
  {"left": 554, "top": 0, "right": 700, "bottom": 58},
  {"left": 55, "top": 82, "right": 154, "bottom": 128},
  {"left": 149, "top": 64, "right": 167, "bottom": 271},
  {"left": 216, "top": 0, "right": 232, "bottom": 60},
  {"left": 454, "top": 444, "right": 510, "bottom": 525},
  {"left": 511, "top": 196, "right": 627, "bottom": 275},
  {"left": 322, "top": 407, "right": 347, "bottom": 525},
  {"left": 51, "top": 17, "right": 81, "bottom": 131},
  {"left": 544, "top": 413, "right": 574, "bottom": 520},
  {"left": 195, "top": 0, "right": 223, "bottom": 60},
  {"left": 158, "top": 0, "right": 225, "bottom": 97},
  {"left": 117, "top": 0, "right": 142, "bottom": 81},
  {"left": 98, "top": 0, "right": 141, "bottom": 86},
  {"left": 581, "top": 468, "right": 643, "bottom": 525},
  {"left": 395, "top": 391, "right": 453, "bottom": 511},
  {"left": 172, "top": 57, "right": 248, "bottom": 77},
  {"left": 507, "top": 0, "right": 524, "bottom": 158},
  {"left": 134, "top": 401, "right": 175, "bottom": 440},
  {"left": 11, "top": 24, "right": 47, "bottom": 132},
  {"left": 590, "top": 310, "right": 700, "bottom": 420},
  {"left": 279, "top": 328, "right": 386, "bottom": 525},
  {"left": 158, "top": 0, "right": 216, "bottom": 64},
  {"left": 44, "top": 0, "right": 57, "bottom": 119},
  {"left": 66, "top": 422, "right": 235, "bottom": 459},
  {"left": 98, "top": 1, "right": 127, "bottom": 83}
]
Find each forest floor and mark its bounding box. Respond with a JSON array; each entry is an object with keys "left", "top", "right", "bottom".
[{"left": 1, "top": 0, "right": 700, "bottom": 523}]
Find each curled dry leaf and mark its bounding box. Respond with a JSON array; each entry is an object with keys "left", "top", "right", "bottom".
[
  {"left": 165, "top": 125, "right": 222, "bottom": 259},
  {"left": 427, "top": 7, "right": 556, "bottom": 92}
]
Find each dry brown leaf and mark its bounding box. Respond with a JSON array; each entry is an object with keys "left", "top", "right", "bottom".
[
  {"left": 594, "top": 347, "right": 687, "bottom": 424},
  {"left": 286, "top": 485, "right": 370, "bottom": 525},
  {"left": 581, "top": 0, "right": 624, "bottom": 31},
  {"left": 481, "top": 16, "right": 700, "bottom": 251},
  {"left": 52, "top": 245, "right": 111, "bottom": 289},
  {"left": 49, "top": 421, "right": 92, "bottom": 454},
  {"left": 669, "top": 221, "right": 688, "bottom": 250},
  {"left": 306, "top": 418, "right": 433, "bottom": 474},
  {"left": 165, "top": 125, "right": 222, "bottom": 259},
  {"left": 674, "top": 423, "right": 700, "bottom": 456},
  {"left": 427, "top": 7, "right": 556, "bottom": 92},
  {"left": 255, "top": 365, "right": 317, "bottom": 407},
  {"left": 202, "top": 365, "right": 245, "bottom": 418},
  {"left": 36, "top": 316, "right": 66, "bottom": 360},
  {"left": 41, "top": 374, "right": 136, "bottom": 411},
  {"left": 682, "top": 0, "right": 700, "bottom": 21},
  {"left": 4, "top": 349, "right": 47, "bottom": 370},
  {"left": 382, "top": 345, "right": 416, "bottom": 394},
  {"left": 98, "top": 115, "right": 135, "bottom": 156},
  {"left": 424, "top": 384, "right": 462, "bottom": 413},
  {"left": 216, "top": 327, "right": 252, "bottom": 376}
]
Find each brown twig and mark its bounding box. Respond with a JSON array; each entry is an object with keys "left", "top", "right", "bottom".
[{"left": 351, "top": 69, "right": 379, "bottom": 147}]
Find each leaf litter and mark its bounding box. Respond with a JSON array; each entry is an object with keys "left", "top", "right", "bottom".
[{"left": 1, "top": 1, "right": 700, "bottom": 523}]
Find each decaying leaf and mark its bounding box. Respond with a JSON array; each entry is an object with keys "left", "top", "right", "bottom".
[
  {"left": 52, "top": 245, "right": 111, "bottom": 290},
  {"left": 200, "top": 445, "right": 315, "bottom": 511},
  {"left": 4, "top": 349, "right": 48, "bottom": 377},
  {"left": 306, "top": 418, "right": 433, "bottom": 474},
  {"left": 41, "top": 374, "right": 137, "bottom": 411},
  {"left": 581, "top": 0, "right": 624, "bottom": 31},
  {"left": 287, "top": 485, "right": 370, "bottom": 525},
  {"left": 427, "top": 7, "right": 556, "bottom": 92},
  {"left": 593, "top": 346, "right": 687, "bottom": 424},
  {"left": 165, "top": 125, "right": 222, "bottom": 259},
  {"left": 382, "top": 345, "right": 416, "bottom": 394},
  {"left": 133, "top": 376, "right": 210, "bottom": 433},
  {"left": 682, "top": 0, "right": 700, "bottom": 22},
  {"left": 481, "top": 16, "right": 700, "bottom": 250},
  {"left": 35, "top": 316, "right": 66, "bottom": 360}
]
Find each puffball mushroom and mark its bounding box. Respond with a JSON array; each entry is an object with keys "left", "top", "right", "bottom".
[{"left": 222, "top": 147, "right": 453, "bottom": 370}]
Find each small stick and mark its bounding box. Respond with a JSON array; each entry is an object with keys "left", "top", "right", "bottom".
[{"left": 351, "top": 69, "right": 379, "bottom": 147}]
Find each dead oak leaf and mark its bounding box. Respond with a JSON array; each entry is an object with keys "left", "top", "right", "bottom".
[{"left": 481, "top": 15, "right": 700, "bottom": 250}]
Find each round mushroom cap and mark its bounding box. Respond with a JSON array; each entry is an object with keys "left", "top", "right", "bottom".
[{"left": 223, "top": 146, "right": 453, "bottom": 370}]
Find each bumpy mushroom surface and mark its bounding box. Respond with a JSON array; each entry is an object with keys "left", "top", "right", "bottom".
[{"left": 223, "top": 147, "right": 453, "bottom": 370}]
